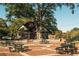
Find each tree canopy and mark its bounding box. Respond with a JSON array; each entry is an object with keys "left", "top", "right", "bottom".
[
  {"left": 0, "top": 3, "right": 79, "bottom": 40},
  {"left": 4, "top": 3, "right": 78, "bottom": 34},
  {"left": 66, "top": 27, "right": 79, "bottom": 41}
]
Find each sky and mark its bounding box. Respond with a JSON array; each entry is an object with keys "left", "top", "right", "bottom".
[
  {"left": 54, "top": 5, "right": 79, "bottom": 32},
  {"left": 0, "top": 4, "right": 79, "bottom": 32},
  {"left": 0, "top": 5, "right": 6, "bottom": 19}
]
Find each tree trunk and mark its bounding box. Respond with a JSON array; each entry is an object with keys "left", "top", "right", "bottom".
[{"left": 37, "top": 31, "right": 41, "bottom": 40}]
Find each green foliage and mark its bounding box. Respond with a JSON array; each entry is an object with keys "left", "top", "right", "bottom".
[
  {"left": 4, "top": 3, "right": 59, "bottom": 33},
  {"left": 1, "top": 3, "right": 79, "bottom": 40},
  {"left": 55, "top": 30, "right": 62, "bottom": 39},
  {"left": 65, "top": 27, "right": 79, "bottom": 42},
  {"left": 5, "top": 3, "right": 35, "bottom": 18},
  {"left": 4, "top": 3, "right": 78, "bottom": 33},
  {"left": 0, "top": 29, "right": 8, "bottom": 36},
  {"left": 0, "top": 18, "right": 9, "bottom": 36},
  {"left": 0, "top": 18, "right": 7, "bottom": 27},
  {"left": 8, "top": 18, "right": 32, "bottom": 38}
]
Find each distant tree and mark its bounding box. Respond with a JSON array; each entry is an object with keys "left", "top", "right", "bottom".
[
  {"left": 55, "top": 30, "right": 62, "bottom": 39},
  {"left": 0, "top": 18, "right": 9, "bottom": 38},
  {"left": 65, "top": 27, "right": 79, "bottom": 42}
]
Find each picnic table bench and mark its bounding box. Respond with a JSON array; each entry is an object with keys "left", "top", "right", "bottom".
[
  {"left": 56, "top": 42, "right": 78, "bottom": 54},
  {"left": 9, "top": 42, "right": 28, "bottom": 52},
  {"left": 0, "top": 36, "right": 12, "bottom": 46}
]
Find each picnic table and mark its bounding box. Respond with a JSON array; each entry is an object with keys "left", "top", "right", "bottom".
[
  {"left": 0, "top": 36, "right": 12, "bottom": 46},
  {"left": 56, "top": 42, "right": 78, "bottom": 54},
  {"left": 14, "top": 43, "right": 24, "bottom": 52},
  {"left": 9, "top": 42, "right": 28, "bottom": 52}
]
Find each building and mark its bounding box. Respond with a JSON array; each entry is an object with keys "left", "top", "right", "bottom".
[{"left": 17, "top": 21, "right": 49, "bottom": 40}]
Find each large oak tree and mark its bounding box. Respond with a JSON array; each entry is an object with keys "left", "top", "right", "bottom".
[{"left": 3, "top": 3, "right": 79, "bottom": 41}]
